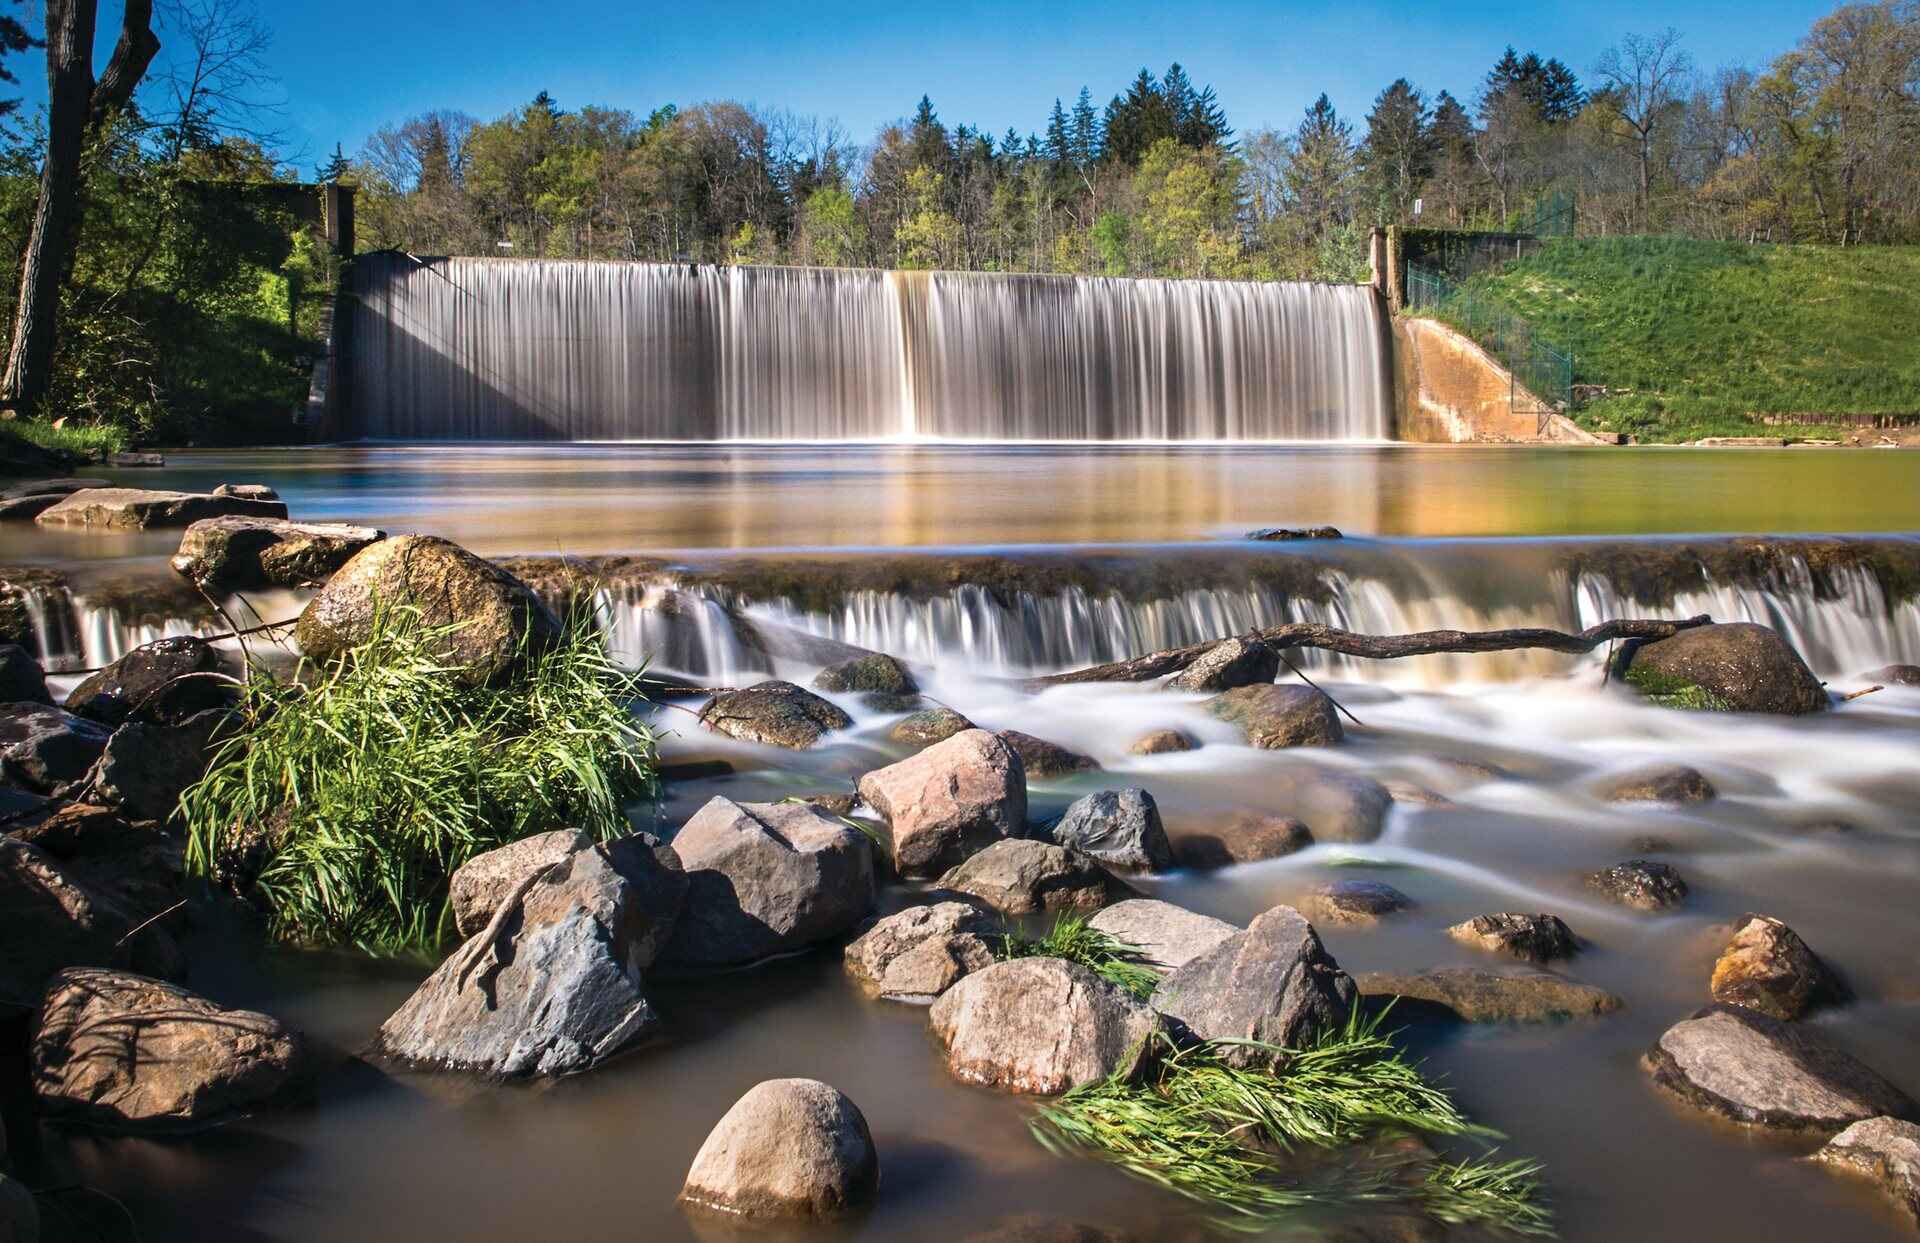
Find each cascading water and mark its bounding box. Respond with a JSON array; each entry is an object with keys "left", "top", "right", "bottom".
[{"left": 346, "top": 255, "right": 1391, "bottom": 441}]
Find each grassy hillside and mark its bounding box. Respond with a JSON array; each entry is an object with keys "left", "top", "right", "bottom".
[{"left": 1454, "top": 238, "right": 1920, "bottom": 442}]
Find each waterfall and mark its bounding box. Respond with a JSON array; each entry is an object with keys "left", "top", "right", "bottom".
[{"left": 346, "top": 255, "right": 1390, "bottom": 441}]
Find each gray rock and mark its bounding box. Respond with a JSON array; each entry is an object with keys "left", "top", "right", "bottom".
[
  {"left": 843, "top": 901, "right": 998, "bottom": 1001},
  {"left": 376, "top": 842, "right": 665, "bottom": 1076},
  {"left": 1355, "top": 967, "right": 1623, "bottom": 1022},
  {"left": 995, "top": 729, "right": 1098, "bottom": 779},
  {"left": 1087, "top": 899, "right": 1239, "bottom": 972},
  {"left": 0, "top": 643, "right": 49, "bottom": 705},
  {"left": 0, "top": 477, "right": 108, "bottom": 501},
  {"left": 210, "top": 483, "right": 279, "bottom": 501},
  {"left": 1618, "top": 622, "right": 1829, "bottom": 715},
  {"left": 170, "top": 516, "right": 385, "bottom": 590},
  {"left": 1710, "top": 913, "right": 1845, "bottom": 1020},
  {"left": 658, "top": 798, "right": 874, "bottom": 970},
  {"left": 1603, "top": 763, "right": 1717, "bottom": 804},
  {"left": 0, "top": 493, "right": 65, "bottom": 520},
  {"left": 449, "top": 830, "right": 686, "bottom": 964},
  {"left": 1304, "top": 880, "right": 1413, "bottom": 926},
  {"left": 1863, "top": 664, "right": 1920, "bottom": 687},
  {"left": 699, "top": 680, "right": 853, "bottom": 749},
  {"left": 1167, "top": 637, "right": 1280, "bottom": 693},
  {"left": 812, "top": 653, "right": 916, "bottom": 695},
  {"left": 65, "top": 635, "right": 234, "bottom": 728},
  {"left": 32, "top": 967, "right": 309, "bottom": 1132},
  {"left": 680, "top": 1078, "right": 878, "bottom": 1219},
  {"left": 34, "top": 487, "right": 286, "bottom": 530},
  {"left": 1050, "top": 788, "right": 1173, "bottom": 872},
  {"left": 1587, "top": 859, "right": 1689, "bottom": 911},
  {"left": 1206, "top": 684, "right": 1343, "bottom": 748},
  {"left": 1810, "top": 1117, "right": 1920, "bottom": 1228},
  {"left": 889, "top": 705, "right": 975, "bottom": 747},
  {"left": 1247, "top": 526, "right": 1342, "bottom": 541},
  {"left": 1447, "top": 913, "right": 1580, "bottom": 964},
  {"left": 1271, "top": 768, "right": 1394, "bottom": 844},
  {"left": 0, "top": 702, "right": 111, "bottom": 795},
  {"left": 1168, "top": 810, "right": 1313, "bottom": 868},
  {"left": 1150, "top": 904, "right": 1357, "bottom": 1067},
  {"left": 1644, "top": 1005, "right": 1916, "bottom": 1132},
  {"left": 0, "top": 838, "right": 181, "bottom": 1001},
  {"left": 1127, "top": 728, "right": 1194, "bottom": 756},
  {"left": 858, "top": 729, "right": 1027, "bottom": 878},
  {"left": 936, "top": 839, "right": 1129, "bottom": 915},
  {"left": 929, "top": 958, "right": 1162, "bottom": 1094},
  {"left": 89, "top": 706, "right": 231, "bottom": 820}
]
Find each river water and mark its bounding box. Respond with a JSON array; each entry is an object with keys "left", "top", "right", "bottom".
[{"left": 13, "top": 443, "right": 1920, "bottom": 1243}]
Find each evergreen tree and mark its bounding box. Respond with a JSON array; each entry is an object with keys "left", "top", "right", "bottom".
[
  {"left": 1480, "top": 47, "right": 1585, "bottom": 123},
  {"left": 908, "top": 94, "right": 949, "bottom": 168},
  {"left": 1161, "top": 63, "right": 1198, "bottom": 132},
  {"left": 1360, "top": 79, "right": 1433, "bottom": 224},
  {"left": 1103, "top": 69, "right": 1175, "bottom": 165},
  {"left": 1069, "top": 86, "right": 1102, "bottom": 166},
  {"left": 1286, "top": 93, "right": 1359, "bottom": 241},
  {"left": 1045, "top": 98, "right": 1072, "bottom": 165},
  {"left": 316, "top": 142, "right": 351, "bottom": 183},
  {"left": 1182, "top": 84, "right": 1232, "bottom": 148}
]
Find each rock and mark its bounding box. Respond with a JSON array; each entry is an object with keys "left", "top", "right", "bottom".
[
  {"left": 811, "top": 653, "right": 916, "bottom": 695},
  {"left": 0, "top": 493, "right": 64, "bottom": 520},
  {"left": 106, "top": 451, "right": 164, "bottom": 468},
  {"left": 1149, "top": 904, "right": 1356, "bottom": 1067},
  {"left": 1447, "top": 913, "right": 1579, "bottom": 964},
  {"left": 1811, "top": 1117, "right": 1920, "bottom": 1229},
  {"left": 889, "top": 705, "right": 975, "bottom": 747},
  {"left": 1643, "top": 1005, "right": 1916, "bottom": 1132},
  {"left": 0, "top": 644, "right": 50, "bottom": 704},
  {"left": 1247, "top": 526, "right": 1342, "bottom": 541},
  {"left": 1049, "top": 788, "right": 1172, "bottom": 872},
  {"left": 798, "top": 791, "right": 859, "bottom": 817},
  {"left": 963, "top": 1218, "right": 1141, "bottom": 1243},
  {"left": 31, "top": 967, "right": 308, "bottom": 1132},
  {"left": 1618, "top": 622, "right": 1828, "bottom": 715},
  {"left": 376, "top": 840, "right": 666, "bottom": 1076},
  {"left": 0, "top": 1173, "right": 35, "bottom": 1242},
  {"left": 1710, "top": 913, "right": 1844, "bottom": 1020},
  {"left": 34, "top": 487, "right": 285, "bottom": 530},
  {"left": 1863, "top": 664, "right": 1920, "bottom": 687},
  {"left": 1355, "top": 967, "right": 1623, "bottom": 1023},
  {"left": 857, "top": 729, "right": 1026, "bottom": 878},
  {"left": 1603, "top": 763, "right": 1717, "bottom": 804},
  {"left": 1206, "top": 684, "right": 1343, "bottom": 748},
  {"left": 929, "top": 958, "right": 1162, "bottom": 1094},
  {"left": 0, "top": 837, "right": 179, "bottom": 1018},
  {"left": 843, "top": 901, "right": 998, "bottom": 1001},
  {"left": 1587, "top": 859, "right": 1690, "bottom": 911},
  {"left": 0, "top": 477, "right": 108, "bottom": 501},
  {"left": 1304, "top": 880, "right": 1413, "bottom": 926},
  {"left": 64, "top": 635, "right": 234, "bottom": 728},
  {"left": 698, "top": 680, "right": 853, "bottom": 749},
  {"left": 936, "top": 839, "right": 1128, "bottom": 915},
  {"left": 8, "top": 802, "right": 182, "bottom": 925},
  {"left": 1272, "top": 769, "right": 1393, "bottom": 843},
  {"left": 995, "top": 729, "right": 1097, "bottom": 779},
  {"left": 170, "top": 516, "right": 385, "bottom": 590},
  {"left": 89, "top": 706, "right": 232, "bottom": 820},
  {"left": 0, "top": 702, "right": 111, "bottom": 795},
  {"left": 680, "top": 1078, "right": 878, "bottom": 1219},
  {"left": 448, "top": 829, "right": 687, "bottom": 960},
  {"left": 296, "top": 535, "right": 563, "bottom": 687},
  {"left": 1127, "top": 728, "right": 1193, "bottom": 756},
  {"left": 1382, "top": 780, "right": 1453, "bottom": 807},
  {"left": 1169, "top": 811, "right": 1313, "bottom": 867},
  {"left": 658, "top": 798, "right": 874, "bottom": 970},
  {"left": 210, "top": 483, "right": 279, "bottom": 501},
  {"left": 1166, "top": 637, "right": 1280, "bottom": 693},
  {"left": 858, "top": 690, "right": 922, "bottom": 712},
  {"left": 1087, "top": 899, "right": 1239, "bottom": 972}
]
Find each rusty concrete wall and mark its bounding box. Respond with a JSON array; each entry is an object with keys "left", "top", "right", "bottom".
[{"left": 1393, "top": 317, "right": 1606, "bottom": 444}]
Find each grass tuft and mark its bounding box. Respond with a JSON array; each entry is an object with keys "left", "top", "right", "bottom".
[
  {"left": 1424, "top": 1155, "right": 1555, "bottom": 1236},
  {"left": 1624, "top": 664, "right": 1732, "bottom": 712},
  {"left": 997, "top": 912, "right": 1160, "bottom": 1000}
]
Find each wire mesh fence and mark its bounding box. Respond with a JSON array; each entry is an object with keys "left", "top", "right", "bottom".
[{"left": 1404, "top": 262, "right": 1574, "bottom": 415}]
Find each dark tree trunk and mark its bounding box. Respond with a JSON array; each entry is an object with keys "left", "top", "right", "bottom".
[{"left": 0, "top": 0, "right": 158, "bottom": 417}]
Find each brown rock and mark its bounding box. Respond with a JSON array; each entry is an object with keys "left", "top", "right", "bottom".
[
  {"left": 842, "top": 901, "right": 997, "bottom": 1000},
  {"left": 1587, "top": 859, "right": 1689, "bottom": 911},
  {"left": 1710, "top": 913, "right": 1844, "bottom": 1020},
  {"left": 34, "top": 487, "right": 287, "bottom": 530},
  {"left": 1618, "top": 622, "right": 1828, "bottom": 715},
  {"left": 1304, "top": 880, "right": 1413, "bottom": 927},
  {"left": 1169, "top": 811, "right": 1313, "bottom": 868},
  {"left": 1166, "top": 637, "right": 1279, "bottom": 693},
  {"left": 1127, "top": 728, "right": 1194, "bottom": 756},
  {"left": 995, "top": 729, "right": 1097, "bottom": 779},
  {"left": 929, "top": 958, "right": 1162, "bottom": 1094},
  {"left": 1810, "top": 1117, "right": 1920, "bottom": 1228},
  {"left": 1602, "top": 763, "right": 1717, "bottom": 804},
  {"left": 698, "top": 680, "right": 852, "bottom": 749},
  {"left": 1355, "top": 967, "right": 1623, "bottom": 1023},
  {"left": 679, "top": 1078, "right": 878, "bottom": 1219},
  {"left": 936, "top": 839, "right": 1130, "bottom": 915},
  {"left": 1447, "top": 913, "right": 1579, "bottom": 964},
  {"left": 170, "top": 516, "right": 384, "bottom": 590},
  {"left": 811, "top": 653, "right": 916, "bottom": 695},
  {"left": 857, "top": 729, "right": 1027, "bottom": 878},
  {"left": 889, "top": 705, "right": 975, "bottom": 747},
  {"left": 1149, "top": 905, "right": 1356, "bottom": 1068},
  {"left": 1206, "top": 684, "right": 1342, "bottom": 748},
  {"left": 0, "top": 838, "right": 180, "bottom": 1002}
]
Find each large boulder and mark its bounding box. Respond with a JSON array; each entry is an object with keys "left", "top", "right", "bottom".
[
  {"left": 88, "top": 706, "right": 232, "bottom": 820},
  {"left": 1206, "top": 684, "right": 1343, "bottom": 748},
  {"left": 812, "top": 653, "right": 916, "bottom": 695},
  {"left": 449, "top": 829, "right": 686, "bottom": 963},
  {"left": 31, "top": 967, "right": 308, "bottom": 1132},
  {"left": 1618, "top": 622, "right": 1828, "bottom": 715},
  {"left": 1587, "top": 859, "right": 1689, "bottom": 911},
  {"left": 65, "top": 635, "right": 234, "bottom": 728},
  {"left": 1168, "top": 810, "right": 1312, "bottom": 868},
  {"left": 1810, "top": 1117, "right": 1920, "bottom": 1229},
  {"left": 0, "top": 838, "right": 181, "bottom": 1002},
  {"left": 1447, "top": 913, "right": 1579, "bottom": 964},
  {"left": 1643, "top": 1005, "right": 1916, "bottom": 1132},
  {"left": 1602, "top": 763, "right": 1717, "bottom": 804},
  {"left": 1166, "top": 637, "right": 1279, "bottom": 693},
  {"left": 936, "top": 840, "right": 1129, "bottom": 915},
  {"left": 1149, "top": 905, "right": 1357, "bottom": 1067},
  {"left": 1710, "top": 913, "right": 1844, "bottom": 1021},
  {"left": 698, "top": 680, "right": 853, "bottom": 749},
  {"left": 657, "top": 798, "right": 874, "bottom": 971},
  {"left": 0, "top": 644, "right": 49, "bottom": 704},
  {"left": 1049, "top": 788, "right": 1172, "bottom": 872},
  {"left": 889, "top": 705, "right": 975, "bottom": 747},
  {"left": 929, "top": 958, "right": 1162, "bottom": 1094},
  {"left": 1087, "top": 899, "right": 1239, "bottom": 973},
  {"left": 1355, "top": 968, "right": 1623, "bottom": 1023},
  {"left": 0, "top": 702, "right": 111, "bottom": 795},
  {"left": 376, "top": 840, "right": 669, "bottom": 1076},
  {"left": 295, "top": 535, "right": 563, "bottom": 686},
  {"left": 171, "top": 516, "right": 385, "bottom": 590},
  {"left": 995, "top": 729, "right": 1097, "bottom": 779},
  {"left": 857, "top": 729, "right": 1026, "bottom": 878},
  {"left": 680, "top": 1078, "right": 879, "bottom": 1220},
  {"left": 34, "top": 487, "right": 287, "bottom": 530},
  {"left": 9, "top": 802, "right": 183, "bottom": 929},
  {"left": 843, "top": 901, "right": 998, "bottom": 1001}
]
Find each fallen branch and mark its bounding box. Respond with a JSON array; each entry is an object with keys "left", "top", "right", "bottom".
[
  {"left": 1839, "top": 684, "right": 1884, "bottom": 703},
  {"left": 1031, "top": 616, "right": 1715, "bottom": 687}
]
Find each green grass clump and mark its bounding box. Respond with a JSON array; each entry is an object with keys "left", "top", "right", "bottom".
[
  {"left": 998, "top": 913, "right": 1160, "bottom": 1000},
  {"left": 1623, "top": 664, "right": 1732, "bottom": 712},
  {"left": 1032, "top": 1009, "right": 1552, "bottom": 1235},
  {"left": 0, "top": 417, "right": 129, "bottom": 461},
  {"left": 182, "top": 605, "right": 658, "bottom": 956}
]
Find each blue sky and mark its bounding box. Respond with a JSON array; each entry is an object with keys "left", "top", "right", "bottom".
[{"left": 106, "top": 0, "right": 1840, "bottom": 169}]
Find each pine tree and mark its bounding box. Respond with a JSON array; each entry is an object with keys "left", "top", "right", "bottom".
[
  {"left": 1045, "top": 98, "right": 1072, "bottom": 165},
  {"left": 1360, "top": 79, "right": 1433, "bottom": 224},
  {"left": 316, "top": 142, "right": 351, "bottom": 183},
  {"left": 1182, "top": 84, "right": 1232, "bottom": 149},
  {"left": 909, "top": 95, "right": 949, "bottom": 168},
  {"left": 1161, "top": 63, "right": 1198, "bottom": 133},
  {"left": 1286, "top": 93, "right": 1358, "bottom": 241},
  {"left": 1069, "top": 86, "right": 1102, "bottom": 166},
  {"left": 1102, "top": 69, "right": 1174, "bottom": 166}
]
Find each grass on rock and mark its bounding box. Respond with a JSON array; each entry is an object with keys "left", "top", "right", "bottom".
[
  {"left": 1623, "top": 664, "right": 1732, "bottom": 712},
  {"left": 0, "top": 417, "right": 129, "bottom": 463},
  {"left": 182, "top": 605, "right": 657, "bottom": 957},
  {"left": 997, "top": 913, "right": 1160, "bottom": 1000}
]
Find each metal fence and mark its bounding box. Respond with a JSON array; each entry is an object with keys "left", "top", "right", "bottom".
[{"left": 1404, "top": 262, "right": 1574, "bottom": 417}]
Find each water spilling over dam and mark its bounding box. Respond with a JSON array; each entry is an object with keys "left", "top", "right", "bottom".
[{"left": 344, "top": 255, "right": 1391, "bottom": 441}]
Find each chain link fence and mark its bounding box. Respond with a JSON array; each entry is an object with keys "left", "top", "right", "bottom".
[{"left": 1404, "top": 262, "right": 1574, "bottom": 418}]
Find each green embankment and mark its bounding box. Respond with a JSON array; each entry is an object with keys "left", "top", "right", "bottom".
[{"left": 1455, "top": 237, "right": 1920, "bottom": 442}]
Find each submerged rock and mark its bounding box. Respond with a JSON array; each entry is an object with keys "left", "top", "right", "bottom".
[
  {"left": 1810, "top": 1117, "right": 1920, "bottom": 1229},
  {"left": 963, "top": 1218, "right": 1143, "bottom": 1243},
  {"left": 843, "top": 901, "right": 997, "bottom": 1001},
  {"left": 1149, "top": 904, "right": 1356, "bottom": 1068},
  {"left": 1087, "top": 899, "right": 1239, "bottom": 972},
  {"left": 171, "top": 515, "right": 384, "bottom": 590},
  {"left": 1168, "top": 810, "right": 1313, "bottom": 867},
  {"left": 0, "top": 643, "right": 50, "bottom": 704},
  {"left": 1863, "top": 664, "right": 1920, "bottom": 687},
  {"left": 1126, "top": 728, "right": 1193, "bottom": 756},
  {"left": 65, "top": 635, "right": 234, "bottom": 728},
  {"left": 1049, "top": 788, "right": 1173, "bottom": 872},
  {"left": 0, "top": 702, "right": 111, "bottom": 795},
  {"left": 936, "top": 839, "right": 1129, "bottom": 914},
  {"left": 857, "top": 729, "right": 1027, "bottom": 878},
  {"left": 1166, "top": 637, "right": 1280, "bottom": 693},
  {"left": 699, "top": 680, "right": 853, "bottom": 749},
  {"left": 1617, "top": 622, "right": 1828, "bottom": 715},
  {"left": 1710, "top": 913, "right": 1845, "bottom": 1021},
  {"left": 929, "top": 958, "right": 1162, "bottom": 1094},
  {"left": 1587, "top": 859, "right": 1690, "bottom": 911},
  {"left": 659, "top": 798, "right": 874, "bottom": 970},
  {"left": 32, "top": 967, "right": 308, "bottom": 1132},
  {"left": 680, "top": 1078, "right": 879, "bottom": 1220},
  {"left": 1304, "top": 880, "right": 1413, "bottom": 927},
  {"left": 35, "top": 487, "right": 286, "bottom": 530},
  {"left": 1447, "top": 913, "right": 1580, "bottom": 964},
  {"left": 812, "top": 653, "right": 916, "bottom": 695},
  {"left": 1206, "top": 684, "right": 1343, "bottom": 748},
  {"left": 1270, "top": 768, "right": 1393, "bottom": 844},
  {"left": 1643, "top": 1005, "right": 1915, "bottom": 1133},
  {"left": 889, "top": 705, "right": 975, "bottom": 747},
  {"left": 1603, "top": 763, "right": 1717, "bottom": 804},
  {"left": 1355, "top": 967, "right": 1623, "bottom": 1023},
  {"left": 995, "top": 729, "right": 1098, "bottom": 779}
]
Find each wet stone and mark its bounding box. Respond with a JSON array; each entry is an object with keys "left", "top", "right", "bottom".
[
  {"left": 698, "top": 680, "right": 853, "bottom": 750},
  {"left": 1587, "top": 859, "right": 1689, "bottom": 911},
  {"left": 1356, "top": 967, "right": 1623, "bottom": 1023},
  {"left": 1710, "top": 913, "right": 1845, "bottom": 1021},
  {"left": 995, "top": 729, "right": 1098, "bottom": 779},
  {"left": 1447, "top": 913, "right": 1580, "bottom": 964},
  {"left": 1603, "top": 763, "right": 1717, "bottom": 804},
  {"left": 1127, "top": 728, "right": 1194, "bottom": 756},
  {"left": 889, "top": 705, "right": 976, "bottom": 747}
]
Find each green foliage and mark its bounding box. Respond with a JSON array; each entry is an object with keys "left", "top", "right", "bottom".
[
  {"left": 0, "top": 416, "right": 127, "bottom": 459},
  {"left": 181, "top": 606, "right": 658, "bottom": 957},
  {"left": 1623, "top": 664, "right": 1733, "bottom": 712},
  {"left": 1424, "top": 1156, "right": 1555, "bottom": 1235},
  {"left": 997, "top": 913, "right": 1159, "bottom": 1000}
]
